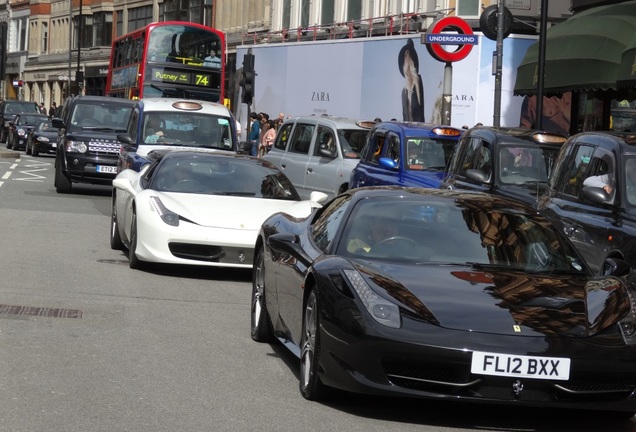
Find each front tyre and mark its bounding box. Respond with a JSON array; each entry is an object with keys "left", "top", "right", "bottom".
[
  {"left": 110, "top": 195, "right": 124, "bottom": 250},
  {"left": 251, "top": 248, "right": 273, "bottom": 342},
  {"left": 299, "top": 288, "right": 327, "bottom": 400},
  {"left": 128, "top": 211, "right": 146, "bottom": 270},
  {"left": 55, "top": 158, "right": 72, "bottom": 193}
]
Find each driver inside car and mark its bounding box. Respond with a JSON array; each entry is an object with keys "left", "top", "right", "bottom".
[{"left": 347, "top": 214, "right": 400, "bottom": 253}]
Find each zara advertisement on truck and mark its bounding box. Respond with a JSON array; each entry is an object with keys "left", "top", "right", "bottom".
[{"left": 235, "top": 33, "right": 537, "bottom": 132}]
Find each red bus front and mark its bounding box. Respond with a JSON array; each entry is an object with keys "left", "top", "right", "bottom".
[{"left": 107, "top": 22, "right": 225, "bottom": 103}]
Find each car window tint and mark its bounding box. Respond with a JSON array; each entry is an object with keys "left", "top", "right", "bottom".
[
  {"left": 558, "top": 144, "right": 594, "bottom": 196},
  {"left": 386, "top": 134, "right": 400, "bottom": 164},
  {"left": 274, "top": 123, "right": 293, "bottom": 151},
  {"left": 289, "top": 123, "right": 314, "bottom": 155},
  {"left": 625, "top": 158, "right": 636, "bottom": 205},
  {"left": 315, "top": 126, "right": 336, "bottom": 156},
  {"left": 369, "top": 133, "right": 386, "bottom": 164},
  {"left": 311, "top": 194, "right": 352, "bottom": 253}
]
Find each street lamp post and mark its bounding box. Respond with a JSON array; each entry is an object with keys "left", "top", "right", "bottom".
[{"left": 75, "top": 0, "right": 83, "bottom": 96}]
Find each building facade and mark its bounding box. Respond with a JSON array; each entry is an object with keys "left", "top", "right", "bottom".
[{"left": 4, "top": 0, "right": 577, "bottom": 110}]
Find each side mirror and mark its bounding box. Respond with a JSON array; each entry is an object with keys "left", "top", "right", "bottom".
[
  {"left": 238, "top": 141, "right": 252, "bottom": 154},
  {"left": 466, "top": 168, "right": 491, "bottom": 184},
  {"left": 112, "top": 177, "right": 136, "bottom": 196},
  {"left": 582, "top": 186, "right": 612, "bottom": 205},
  {"left": 309, "top": 191, "right": 329, "bottom": 204},
  {"left": 318, "top": 144, "right": 337, "bottom": 158},
  {"left": 378, "top": 157, "right": 398, "bottom": 170},
  {"left": 117, "top": 133, "right": 135, "bottom": 146},
  {"left": 51, "top": 118, "right": 65, "bottom": 129},
  {"left": 602, "top": 257, "right": 632, "bottom": 277}
]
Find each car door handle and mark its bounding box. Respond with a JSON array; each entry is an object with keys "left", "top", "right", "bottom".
[
  {"left": 281, "top": 163, "right": 286, "bottom": 168},
  {"left": 307, "top": 167, "right": 313, "bottom": 173}
]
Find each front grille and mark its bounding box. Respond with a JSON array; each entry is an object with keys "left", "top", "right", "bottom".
[
  {"left": 384, "top": 358, "right": 476, "bottom": 391},
  {"left": 88, "top": 140, "right": 120, "bottom": 155},
  {"left": 169, "top": 242, "right": 253, "bottom": 265}
]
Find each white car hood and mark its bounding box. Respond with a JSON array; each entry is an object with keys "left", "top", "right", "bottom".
[{"left": 152, "top": 192, "right": 315, "bottom": 229}]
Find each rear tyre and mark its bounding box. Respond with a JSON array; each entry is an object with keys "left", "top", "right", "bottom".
[
  {"left": 128, "top": 211, "right": 145, "bottom": 270},
  {"left": 110, "top": 196, "right": 124, "bottom": 250},
  {"left": 299, "top": 288, "right": 328, "bottom": 401},
  {"left": 55, "top": 158, "right": 72, "bottom": 194},
  {"left": 251, "top": 248, "right": 273, "bottom": 342}
]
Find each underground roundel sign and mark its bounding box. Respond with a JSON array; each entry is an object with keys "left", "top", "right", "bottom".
[{"left": 424, "top": 16, "right": 478, "bottom": 62}]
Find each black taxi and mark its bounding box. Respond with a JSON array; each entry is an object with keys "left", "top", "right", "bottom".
[
  {"left": 440, "top": 126, "right": 567, "bottom": 207},
  {"left": 537, "top": 131, "right": 636, "bottom": 275}
]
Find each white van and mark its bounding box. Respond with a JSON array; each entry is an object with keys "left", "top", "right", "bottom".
[{"left": 117, "top": 98, "right": 239, "bottom": 172}]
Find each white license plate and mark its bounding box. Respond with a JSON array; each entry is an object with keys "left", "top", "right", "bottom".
[
  {"left": 471, "top": 351, "right": 570, "bottom": 381},
  {"left": 97, "top": 165, "right": 117, "bottom": 174}
]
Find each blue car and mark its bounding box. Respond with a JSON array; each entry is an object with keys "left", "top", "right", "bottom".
[{"left": 349, "top": 121, "right": 462, "bottom": 189}]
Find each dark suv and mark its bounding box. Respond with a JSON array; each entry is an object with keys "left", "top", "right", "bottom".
[
  {"left": 52, "top": 96, "right": 135, "bottom": 193},
  {"left": 0, "top": 100, "right": 40, "bottom": 144},
  {"left": 441, "top": 127, "right": 566, "bottom": 207},
  {"left": 537, "top": 131, "right": 636, "bottom": 275}
]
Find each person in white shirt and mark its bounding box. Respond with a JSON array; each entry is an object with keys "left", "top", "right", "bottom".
[{"left": 203, "top": 50, "right": 221, "bottom": 69}]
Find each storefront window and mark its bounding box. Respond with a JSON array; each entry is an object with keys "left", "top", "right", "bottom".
[{"left": 611, "top": 99, "right": 636, "bottom": 132}]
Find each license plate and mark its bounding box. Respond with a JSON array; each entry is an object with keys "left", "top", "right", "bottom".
[
  {"left": 471, "top": 351, "right": 570, "bottom": 380},
  {"left": 96, "top": 165, "right": 117, "bottom": 174}
]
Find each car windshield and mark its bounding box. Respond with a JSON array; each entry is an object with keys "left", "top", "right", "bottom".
[
  {"left": 4, "top": 102, "right": 39, "bottom": 114},
  {"left": 624, "top": 157, "right": 636, "bottom": 207},
  {"left": 340, "top": 197, "right": 586, "bottom": 273},
  {"left": 142, "top": 112, "right": 235, "bottom": 150},
  {"left": 498, "top": 144, "right": 559, "bottom": 186},
  {"left": 406, "top": 137, "right": 456, "bottom": 171},
  {"left": 17, "top": 115, "right": 47, "bottom": 125},
  {"left": 149, "top": 155, "right": 301, "bottom": 200},
  {"left": 69, "top": 103, "right": 133, "bottom": 132},
  {"left": 338, "top": 128, "right": 368, "bottom": 158}
]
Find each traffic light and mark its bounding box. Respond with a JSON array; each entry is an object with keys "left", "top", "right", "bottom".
[{"left": 241, "top": 53, "right": 255, "bottom": 104}]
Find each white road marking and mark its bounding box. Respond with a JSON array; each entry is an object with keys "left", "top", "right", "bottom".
[{"left": 2, "top": 171, "right": 11, "bottom": 180}]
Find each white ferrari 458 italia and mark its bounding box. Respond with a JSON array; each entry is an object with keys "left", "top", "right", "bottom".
[{"left": 110, "top": 150, "right": 328, "bottom": 270}]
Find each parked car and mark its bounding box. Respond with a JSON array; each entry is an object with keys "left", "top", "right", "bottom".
[
  {"left": 349, "top": 121, "right": 462, "bottom": 189},
  {"left": 0, "top": 100, "right": 40, "bottom": 144},
  {"left": 111, "top": 150, "right": 328, "bottom": 270},
  {"left": 117, "top": 98, "right": 240, "bottom": 173},
  {"left": 251, "top": 185, "right": 636, "bottom": 417},
  {"left": 263, "top": 115, "right": 373, "bottom": 199},
  {"left": 26, "top": 119, "right": 59, "bottom": 156},
  {"left": 6, "top": 113, "right": 49, "bottom": 151},
  {"left": 537, "top": 131, "right": 636, "bottom": 275},
  {"left": 440, "top": 126, "right": 567, "bottom": 207},
  {"left": 52, "top": 95, "right": 135, "bottom": 193}
]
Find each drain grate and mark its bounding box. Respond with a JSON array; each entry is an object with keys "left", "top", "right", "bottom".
[{"left": 0, "top": 304, "right": 82, "bottom": 319}]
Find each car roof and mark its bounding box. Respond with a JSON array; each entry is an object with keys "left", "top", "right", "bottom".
[
  {"left": 568, "top": 131, "right": 636, "bottom": 150},
  {"left": 282, "top": 115, "right": 374, "bottom": 130},
  {"left": 68, "top": 95, "right": 136, "bottom": 106},
  {"left": 465, "top": 126, "right": 567, "bottom": 147},
  {"left": 372, "top": 121, "right": 463, "bottom": 138},
  {"left": 137, "top": 98, "right": 232, "bottom": 116}
]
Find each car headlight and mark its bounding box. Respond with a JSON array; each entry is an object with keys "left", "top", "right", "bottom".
[
  {"left": 17, "top": 128, "right": 27, "bottom": 137},
  {"left": 149, "top": 196, "right": 179, "bottom": 226},
  {"left": 36, "top": 136, "right": 50, "bottom": 143},
  {"left": 64, "top": 139, "right": 87, "bottom": 153},
  {"left": 343, "top": 269, "right": 401, "bottom": 329}
]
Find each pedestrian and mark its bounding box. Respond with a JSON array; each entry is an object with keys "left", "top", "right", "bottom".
[
  {"left": 260, "top": 120, "right": 276, "bottom": 157},
  {"left": 48, "top": 102, "right": 57, "bottom": 118},
  {"left": 39, "top": 102, "right": 47, "bottom": 115},
  {"left": 248, "top": 112, "right": 260, "bottom": 157}
]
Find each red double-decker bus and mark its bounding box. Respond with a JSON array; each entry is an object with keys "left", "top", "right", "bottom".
[{"left": 106, "top": 22, "right": 225, "bottom": 103}]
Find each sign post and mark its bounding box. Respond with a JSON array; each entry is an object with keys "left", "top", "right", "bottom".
[{"left": 423, "top": 17, "right": 478, "bottom": 125}]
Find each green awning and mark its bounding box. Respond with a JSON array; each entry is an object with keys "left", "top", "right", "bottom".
[
  {"left": 617, "top": 33, "right": 636, "bottom": 88},
  {"left": 514, "top": 1, "right": 636, "bottom": 96}
]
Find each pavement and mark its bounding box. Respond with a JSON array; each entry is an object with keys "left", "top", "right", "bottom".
[{"left": 0, "top": 149, "right": 20, "bottom": 158}]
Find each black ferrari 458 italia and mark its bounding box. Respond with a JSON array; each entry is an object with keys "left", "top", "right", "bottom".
[{"left": 250, "top": 186, "right": 636, "bottom": 417}]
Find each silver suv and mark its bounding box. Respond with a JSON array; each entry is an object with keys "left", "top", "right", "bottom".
[{"left": 263, "top": 115, "right": 372, "bottom": 199}]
